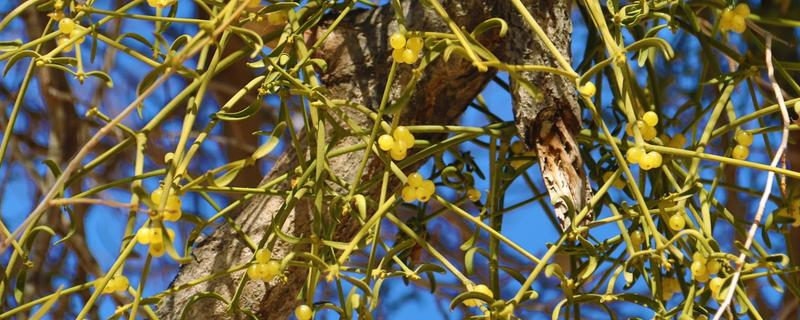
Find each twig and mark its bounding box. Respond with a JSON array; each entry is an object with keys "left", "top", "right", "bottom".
[
  {"left": 48, "top": 198, "right": 146, "bottom": 212},
  {"left": 713, "top": 35, "right": 792, "bottom": 320}
]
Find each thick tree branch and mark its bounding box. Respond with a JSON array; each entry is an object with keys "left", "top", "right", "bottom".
[{"left": 157, "top": 1, "right": 579, "bottom": 318}]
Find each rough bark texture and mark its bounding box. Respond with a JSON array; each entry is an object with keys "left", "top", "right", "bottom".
[
  {"left": 498, "top": 0, "right": 591, "bottom": 231},
  {"left": 157, "top": 1, "right": 582, "bottom": 318}
]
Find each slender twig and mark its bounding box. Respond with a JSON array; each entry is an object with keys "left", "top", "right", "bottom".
[{"left": 714, "top": 36, "right": 792, "bottom": 320}]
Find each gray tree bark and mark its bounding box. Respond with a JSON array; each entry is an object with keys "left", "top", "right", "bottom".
[{"left": 156, "top": 1, "right": 583, "bottom": 318}]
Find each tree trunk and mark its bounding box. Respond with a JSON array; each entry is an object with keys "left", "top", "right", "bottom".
[{"left": 156, "top": 1, "right": 582, "bottom": 318}]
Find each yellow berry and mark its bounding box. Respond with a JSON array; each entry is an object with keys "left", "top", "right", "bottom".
[
  {"left": 389, "top": 142, "right": 408, "bottom": 161},
  {"left": 58, "top": 18, "right": 75, "bottom": 35},
  {"left": 56, "top": 36, "right": 73, "bottom": 52},
  {"left": 735, "top": 131, "right": 753, "bottom": 147},
  {"left": 668, "top": 214, "right": 685, "bottom": 231},
  {"left": 136, "top": 227, "right": 154, "bottom": 244},
  {"left": 247, "top": 0, "right": 260, "bottom": 7},
  {"left": 420, "top": 180, "right": 435, "bottom": 196},
  {"left": 694, "top": 272, "right": 710, "bottom": 283},
  {"left": 255, "top": 248, "right": 272, "bottom": 263},
  {"left": 692, "top": 252, "right": 706, "bottom": 264},
  {"left": 467, "top": 188, "right": 481, "bottom": 202},
  {"left": 641, "top": 151, "right": 662, "bottom": 170},
  {"left": 464, "top": 284, "right": 493, "bottom": 307},
  {"left": 706, "top": 259, "right": 721, "bottom": 274},
  {"left": 709, "top": 277, "right": 724, "bottom": 293},
  {"left": 254, "top": 263, "right": 272, "bottom": 280},
  {"left": 407, "top": 172, "right": 423, "bottom": 187},
  {"left": 295, "top": 304, "right": 313, "bottom": 320},
  {"left": 69, "top": 29, "right": 84, "bottom": 44},
  {"left": 626, "top": 147, "right": 645, "bottom": 164},
  {"left": 149, "top": 242, "right": 166, "bottom": 257},
  {"left": 510, "top": 141, "right": 525, "bottom": 154},
  {"left": 578, "top": 82, "right": 596, "bottom": 98},
  {"left": 263, "top": 260, "right": 281, "bottom": 280},
  {"left": 110, "top": 275, "right": 129, "bottom": 292},
  {"left": 378, "top": 134, "right": 394, "bottom": 151},
  {"left": 691, "top": 260, "right": 708, "bottom": 277},
  {"left": 392, "top": 48, "right": 405, "bottom": 62},
  {"left": 389, "top": 33, "right": 406, "bottom": 50},
  {"left": 720, "top": 10, "right": 735, "bottom": 30},
  {"left": 415, "top": 187, "right": 430, "bottom": 202},
  {"left": 730, "top": 15, "right": 746, "bottom": 33},
  {"left": 163, "top": 195, "right": 182, "bottom": 221},
  {"left": 150, "top": 188, "right": 164, "bottom": 205},
  {"left": 732, "top": 145, "right": 749, "bottom": 160},
  {"left": 641, "top": 125, "right": 657, "bottom": 141},
  {"left": 642, "top": 111, "right": 659, "bottom": 127},
  {"left": 247, "top": 264, "right": 260, "bottom": 280},
  {"left": 734, "top": 3, "right": 750, "bottom": 17},
  {"left": 401, "top": 186, "right": 416, "bottom": 202},
  {"left": 401, "top": 48, "right": 417, "bottom": 64},
  {"left": 406, "top": 37, "right": 423, "bottom": 52},
  {"left": 393, "top": 126, "right": 415, "bottom": 147}
]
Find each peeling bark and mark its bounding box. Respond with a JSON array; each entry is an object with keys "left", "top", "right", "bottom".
[{"left": 156, "top": 1, "right": 583, "bottom": 318}]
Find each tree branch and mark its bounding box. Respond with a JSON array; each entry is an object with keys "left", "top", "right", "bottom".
[{"left": 157, "top": 1, "right": 578, "bottom": 318}]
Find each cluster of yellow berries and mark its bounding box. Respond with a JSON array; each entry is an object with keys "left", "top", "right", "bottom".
[
  {"left": 147, "top": 0, "right": 176, "bottom": 8},
  {"left": 246, "top": 249, "right": 282, "bottom": 282},
  {"left": 389, "top": 33, "right": 423, "bottom": 65},
  {"left": 294, "top": 304, "right": 313, "bottom": 320},
  {"left": 731, "top": 130, "right": 752, "bottom": 160},
  {"left": 690, "top": 252, "right": 722, "bottom": 283},
  {"left": 463, "top": 284, "right": 493, "bottom": 307},
  {"left": 626, "top": 111, "right": 660, "bottom": 141},
  {"left": 56, "top": 18, "right": 84, "bottom": 53},
  {"left": 661, "top": 277, "right": 680, "bottom": 300},
  {"left": 136, "top": 226, "right": 175, "bottom": 257},
  {"left": 720, "top": 3, "right": 750, "bottom": 33},
  {"left": 401, "top": 172, "right": 436, "bottom": 202},
  {"left": 96, "top": 274, "right": 129, "bottom": 294},
  {"left": 626, "top": 146, "right": 663, "bottom": 170},
  {"left": 378, "top": 126, "right": 415, "bottom": 161},
  {"left": 667, "top": 214, "right": 685, "bottom": 231},
  {"left": 150, "top": 188, "right": 182, "bottom": 221}
]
